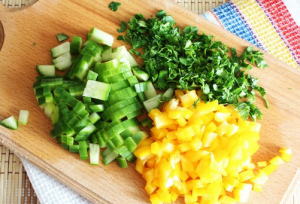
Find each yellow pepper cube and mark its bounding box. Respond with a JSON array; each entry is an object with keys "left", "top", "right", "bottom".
[
  {"left": 214, "top": 112, "right": 231, "bottom": 122},
  {"left": 218, "top": 195, "right": 236, "bottom": 203},
  {"left": 166, "top": 131, "right": 177, "bottom": 140},
  {"left": 180, "top": 171, "right": 189, "bottom": 182},
  {"left": 183, "top": 108, "right": 195, "bottom": 120},
  {"left": 233, "top": 187, "right": 251, "bottom": 202},
  {"left": 223, "top": 178, "right": 238, "bottom": 192},
  {"left": 138, "top": 138, "right": 154, "bottom": 148},
  {"left": 170, "top": 191, "right": 179, "bottom": 202},
  {"left": 135, "top": 159, "right": 144, "bottom": 174},
  {"left": 176, "top": 117, "right": 187, "bottom": 127},
  {"left": 151, "top": 127, "right": 168, "bottom": 140},
  {"left": 196, "top": 156, "right": 210, "bottom": 176},
  {"left": 145, "top": 181, "right": 157, "bottom": 195},
  {"left": 175, "top": 90, "right": 184, "bottom": 99},
  {"left": 190, "top": 137, "right": 202, "bottom": 151},
  {"left": 134, "top": 146, "right": 155, "bottom": 161},
  {"left": 145, "top": 168, "right": 155, "bottom": 182},
  {"left": 279, "top": 148, "right": 292, "bottom": 162},
  {"left": 175, "top": 128, "right": 185, "bottom": 140},
  {"left": 206, "top": 122, "right": 217, "bottom": 132},
  {"left": 166, "top": 123, "right": 178, "bottom": 131},
  {"left": 206, "top": 181, "right": 222, "bottom": 199},
  {"left": 181, "top": 155, "right": 195, "bottom": 172},
  {"left": 202, "top": 132, "right": 218, "bottom": 148},
  {"left": 179, "top": 91, "right": 199, "bottom": 108},
  {"left": 162, "top": 142, "right": 175, "bottom": 153},
  {"left": 197, "top": 100, "right": 218, "bottom": 114},
  {"left": 257, "top": 161, "right": 267, "bottom": 167},
  {"left": 150, "top": 193, "right": 164, "bottom": 204},
  {"left": 178, "top": 142, "right": 192, "bottom": 152},
  {"left": 149, "top": 109, "right": 162, "bottom": 121},
  {"left": 262, "top": 164, "right": 278, "bottom": 175},
  {"left": 215, "top": 121, "right": 230, "bottom": 137},
  {"left": 250, "top": 170, "right": 268, "bottom": 185},
  {"left": 185, "top": 194, "right": 198, "bottom": 203},
  {"left": 184, "top": 150, "right": 210, "bottom": 163},
  {"left": 170, "top": 150, "right": 181, "bottom": 168},
  {"left": 183, "top": 126, "right": 196, "bottom": 138},
  {"left": 163, "top": 98, "right": 179, "bottom": 112},
  {"left": 269, "top": 156, "right": 284, "bottom": 165},
  {"left": 146, "top": 157, "right": 156, "bottom": 168},
  {"left": 239, "top": 170, "right": 255, "bottom": 182},
  {"left": 168, "top": 108, "right": 184, "bottom": 119},
  {"left": 151, "top": 141, "right": 162, "bottom": 155},
  {"left": 154, "top": 113, "right": 174, "bottom": 129},
  {"left": 253, "top": 183, "right": 263, "bottom": 192},
  {"left": 224, "top": 124, "right": 239, "bottom": 137}
]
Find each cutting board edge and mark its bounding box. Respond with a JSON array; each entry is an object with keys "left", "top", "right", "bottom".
[{"left": 0, "top": 132, "right": 110, "bottom": 204}]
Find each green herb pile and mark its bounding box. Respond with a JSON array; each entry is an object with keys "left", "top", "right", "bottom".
[{"left": 117, "top": 10, "right": 269, "bottom": 121}]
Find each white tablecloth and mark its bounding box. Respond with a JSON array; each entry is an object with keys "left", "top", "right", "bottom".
[{"left": 21, "top": 1, "right": 300, "bottom": 204}]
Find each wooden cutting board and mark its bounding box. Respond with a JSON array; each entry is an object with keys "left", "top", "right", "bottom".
[{"left": 0, "top": 0, "right": 299, "bottom": 203}]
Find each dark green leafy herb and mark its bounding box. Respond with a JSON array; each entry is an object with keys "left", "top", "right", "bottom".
[
  {"left": 117, "top": 21, "right": 127, "bottom": 33},
  {"left": 109, "top": 1, "right": 121, "bottom": 12},
  {"left": 32, "top": 42, "right": 36, "bottom": 46},
  {"left": 117, "top": 10, "right": 269, "bottom": 121}
]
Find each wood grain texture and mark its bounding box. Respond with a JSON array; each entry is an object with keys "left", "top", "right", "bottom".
[{"left": 0, "top": 0, "right": 299, "bottom": 203}]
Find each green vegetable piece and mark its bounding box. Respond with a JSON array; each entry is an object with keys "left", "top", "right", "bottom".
[
  {"left": 109, "top": 1, "right": 121, "bottom": 11},
  {"left": 56, "top": 33, "right": 70, "bottom": 42}
]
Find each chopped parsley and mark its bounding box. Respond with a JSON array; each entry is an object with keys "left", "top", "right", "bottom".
[
  {"left": 117, "top": 10, "right": 269, "bottom": 121},
  {"left": 109, "top": 1, "right": 121, "bottom": 12}
]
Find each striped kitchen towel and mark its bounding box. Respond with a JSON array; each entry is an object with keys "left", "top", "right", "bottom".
[{"left": 202, "top": 0, "right": 300, "bottom": 69}]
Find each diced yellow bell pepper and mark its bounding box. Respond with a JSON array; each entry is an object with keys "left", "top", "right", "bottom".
[
  {"left": 190, "top": 137, "right": 202, "bottom": 151},
  {"left": 233, "top": 184, "right": 252, "bottom": 202},
  {"left": 149, "top": 109, "right": 162, "bottom": 121},
  {"left": 214, "top": 112, "right": 231, "bottom": 122},
  {"left": 181, "top": 155, "right": 195, "bottom": 172},
  {"left": 134, "top": 89, "right": 292, "bottom": 204},
  {"left": 239, "top": 170, "right": 255, "bottom": 182},
  {"left": 146, "top": 157, "right": 156, "bottom": 168},
  {"left": 178, "top": 142, "right": 192, "bottom": 152},
  {"left": 253, "top": 183, "right": 263, "bottom": 192},
  {"left": 176, "top": 117, "right": 187, "bottom": 127},
  {"left": 134, "top": 145, "right": 155, "bottom": 160},
  {"left": 168, "top": 108, "right": 185, "bottom": 119},
  {"left": 145, "top": 181, "right": 157, "bottom": 195},
  {"left": 163, "top": 98, "right": 179, "bottom": 112},
  {"left": 257, "top": 161, "right": 267, "bottom": 167},
  {"left": 175, "top": 90, "right": 184, "bottom": 99},
  {"left": 219, "top": 195, "right": 237, "bottom": 203},
  {"left": 151, "top": 127, "right": 168, "bottom": 140},
  {"left": 150, "top": 193, "right": 164, "bottom": 204},
  {"left": 197, "top": 100, "right": 218, "bottom": 114},
  {"left": 261, "top": 164, "right": 278, "bottom": 175},
  {"left": 223, "top": 176, "right": 238, "bottom": 192},
  {"left": 206, "top": 180, "right": 222, "bottom": 199},
  {"left": 154, "top": 113, "right": 174, "bottom": 129},
  {"left": 151, "top": 141, "right": 162, "bottom": 155},
  {"left": 269, "top": 156, "right": 284, "bottom": 165},
  {"left": 202, "top": 132, "right": 218, "bottom": 148},
  {"left": 250, "top": 170, "right": 268, "bottom": 185},
  {"left": 135, "top": 159, "right": 144, "bottom": 174},
  {"left": 279, "top": 148, "right": 292, "bottom": 162}
]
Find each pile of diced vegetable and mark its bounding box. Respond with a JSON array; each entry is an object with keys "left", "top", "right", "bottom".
[
  {"left": 134, "top": 90, "right": 291, "bottom": 204},
  {"left": 32, "top": 27, "right": 174, "bottom": 168}
]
